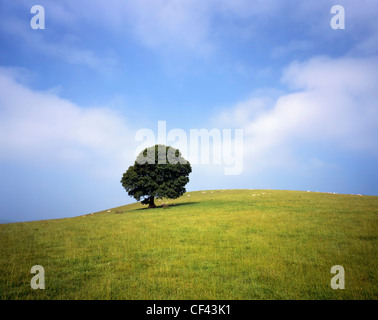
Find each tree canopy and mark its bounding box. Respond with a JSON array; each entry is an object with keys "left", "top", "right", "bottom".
[{"left": 121, "top": 144, "right": 192, "bottom": 208}]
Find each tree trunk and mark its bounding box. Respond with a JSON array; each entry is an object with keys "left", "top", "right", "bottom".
[{"left": 148, "top": 196, "right": 156, "bottom": 208}]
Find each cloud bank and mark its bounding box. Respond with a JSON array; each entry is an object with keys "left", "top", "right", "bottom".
[
  {"left": 0, "top": 67, "right": 135, "bottom": 172},
  {"left": 218, "top": 55, "right": 378, "bottom": 171}
]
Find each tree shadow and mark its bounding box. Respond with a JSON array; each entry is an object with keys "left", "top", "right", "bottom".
[{"left": 134, "top": 201, "right": 200, "bottom": 211}]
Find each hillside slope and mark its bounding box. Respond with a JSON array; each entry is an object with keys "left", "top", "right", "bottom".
[{"left": 0, "top": 189, "right": 377, "bottom": 299}]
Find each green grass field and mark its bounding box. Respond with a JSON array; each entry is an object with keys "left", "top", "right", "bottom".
[{"left": 0, "top": 189, "right": 377, "bottom": 300}]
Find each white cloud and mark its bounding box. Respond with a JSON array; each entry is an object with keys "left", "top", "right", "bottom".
[
  {"left": 218, "top": 55, "right": 378, "bottom": 171},
  {"left": 0, "top": 67, "right": 136, "bottom": 173},
  {"left": 124, "top": 0, "right": 214, "bottom": 55},
  {"left": 0, "top": 2, "right": 115, "bottom": 72}
]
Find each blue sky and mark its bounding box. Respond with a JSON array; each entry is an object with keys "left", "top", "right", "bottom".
[{"left": 0, "top": 0, "right": 377, "bottom": 222}]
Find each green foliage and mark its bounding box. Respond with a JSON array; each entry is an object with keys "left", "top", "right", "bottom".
[{"left": 121, "top": 145, "right": 191, "bottom": 207}]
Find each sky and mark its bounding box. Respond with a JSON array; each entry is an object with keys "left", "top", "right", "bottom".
[{"left": 0, "top": 0, "right": 377, "bottom": 223}]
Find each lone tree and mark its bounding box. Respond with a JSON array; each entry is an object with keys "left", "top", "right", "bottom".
[{"left": 121, "top": 144, "right": 192, "bottom": 208}]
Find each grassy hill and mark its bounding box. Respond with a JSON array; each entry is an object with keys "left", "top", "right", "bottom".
[{"left": 0, "top": 189, "right": 377, "bottom": 300}]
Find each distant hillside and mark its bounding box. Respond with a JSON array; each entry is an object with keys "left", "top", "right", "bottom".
[{"left": 0, "top": 219, "right": 13, "bottom": 224}]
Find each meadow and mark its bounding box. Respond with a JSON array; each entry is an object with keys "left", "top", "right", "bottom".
[{"left": 0, "top": 189, "right": 377, "bottom": 300}]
